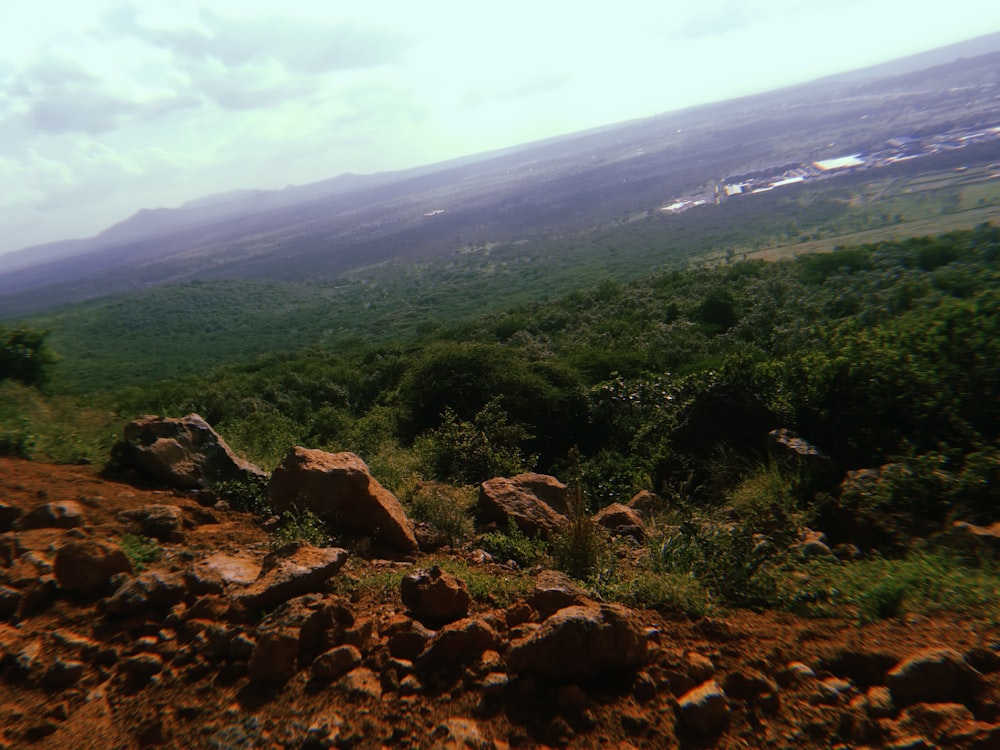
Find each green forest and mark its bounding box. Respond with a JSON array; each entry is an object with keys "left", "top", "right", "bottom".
[{"left": 2, "top": 224, "right": 999, "bottom": 617}]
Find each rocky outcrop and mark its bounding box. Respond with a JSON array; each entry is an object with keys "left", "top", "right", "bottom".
[
  {"left": 477, "top": 474, "right": 569, "bottom": 539},
  {"left": 268, "top": 448, "right": 418, "bottom": 555},
  {"left": 112, "top": 414, "right": 266, "bottom": 490},
  {"left": 506, "top": 603, "right": 647, "bottom": 680},
  {"left": 400, "top": 566, "right": 471, "bottom": 627}
]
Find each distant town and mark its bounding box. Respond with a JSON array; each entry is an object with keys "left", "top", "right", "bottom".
[{"left": 660, "top": 122, "right": 1000, "bottom": 214}]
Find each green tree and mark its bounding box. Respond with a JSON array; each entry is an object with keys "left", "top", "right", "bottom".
[{"left": 0, "top": 325, "right": 56, "bottom": 387}]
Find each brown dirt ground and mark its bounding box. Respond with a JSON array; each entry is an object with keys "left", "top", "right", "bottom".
[{"left": 1, "top": 457, "right": 998, "bottom": 749}]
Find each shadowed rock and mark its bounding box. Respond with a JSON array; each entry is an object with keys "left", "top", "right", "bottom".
[
  {"left": 506, "top": 603, "right": 647, "bottom": 680},
  {"left": 477, "top": 473, "right": 569, "bottom": 539},
  {"left": 54, "top": 539, "right": 133, "bottom": 596},
  {"left": 269, "top": 448, "right": 418, "bottom": 554},
  {"left": 887, "top": 648, "right": 982, "bottom": 707},
  {"left": 235, "top": 543, "right": 349, "bottom": 611},
  {"left": 400, "top": 566, "right": 471, "bottom": 626}
]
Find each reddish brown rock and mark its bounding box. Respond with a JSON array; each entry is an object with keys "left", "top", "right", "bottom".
[
  {"left": 592, "top": 503, "right": 645, "bottom": 541},
  {"left": 53, "top": 539, "right": 133, "bottom": 596},
  {"left": 20, "top": 501, "right": 86, "bottom": 530},
  {"left": 477, "top": 473, "right": 569, "bottom": 539},
  {"left": 627, "top": 490, "right": 664, "bottom": 514},
  {"left": 416, "top": 617, "right": 500, "bottom": 677},
  {"left": 384, "top": 615, "right": 435, "bottom": 660},
  {"left": 117, "top": 504, "right": 185, "bottom": 542},
  {"left": 235, "top": 543, "right": 349, "bottom": 611},
  {"left": 527, "top": 570, "right": 593, "bottom": 619},
  {"left": 311, "top": 645, "right": 362, "bottom": 682},
  {"left": 193, "top": 552, "right": 261, "bottom": 587},
  {"left": 247, "top": 628, "right": 299, "bottom": 684},
  {"left": 268, "top": 448, "right": 418, "bottom": 554},
  {"left": 677, "top": 680, "right": 730, "bottom": 735},
  {"left": 888, "top": 648, "right": 982, "bottom": 707},
  {"left": 103, "top": 571, "right": 187, "bottom": 615},
  {"left": 337, "top": 667, "right": 383, "bottom": 700},
  {"left": 506, "top": 603, "right": 647, "bottom": 680},
  {"left": 400, "top": 566, "right": 471, "bottom": 626},
  {"left": 113, "top": 413, "right": 266, "bottom": 490}
]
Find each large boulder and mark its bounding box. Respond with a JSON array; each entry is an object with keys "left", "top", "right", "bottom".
[
  {"left": 112, "top": 414, "right": 266, "bottom": 490},
  {"left": 506, "top": 603, "right": 647, "bottom": 680},
  {"left": 477, "top": 473, "right": 569, "bottom": 539},
  {"left": 269, "top": 448, "right": 418, "bottom": 555}
]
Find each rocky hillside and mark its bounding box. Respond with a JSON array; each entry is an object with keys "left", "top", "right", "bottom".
[{"left": 2, "top": 415, "right": 1000, "bottom": 749}]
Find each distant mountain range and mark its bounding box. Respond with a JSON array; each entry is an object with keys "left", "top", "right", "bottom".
[{"left": 2, "top": 31, "right": 1000, "bottom": 317}]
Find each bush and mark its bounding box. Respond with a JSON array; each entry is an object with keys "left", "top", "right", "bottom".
[
  {"left": 479, "top": 519, "right": 549, "bottom": 568},
  {"left": 654, "top": 520, "right": 779, "bottom": 608},
  {"left": 406, "top": 482, "right": 475, "bottom": 545},
  {"left": 272, "top": 508, "right": 329, "bottom": 549},
  {"left": 119, "top": 534, "right": 162, "bottom": 572},
  {"left": 213, "top": 476, "right": 272, "bottom": 516},
  {"left": 550, "top": 447, "right": 609, "bottom": 581},
  {"left": 419, "top": 398, "right": 535, "bottom": 484}
]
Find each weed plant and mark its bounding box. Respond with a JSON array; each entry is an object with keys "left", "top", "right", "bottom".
[
  {"left": 272, "top": 508, "right": 329, "bottom": 549},
  {"left": 119, "top": 534, "right": 163, "bottom": 572},
  {"left": 479, "top": 519, "right": 549, "bottom": 568}
]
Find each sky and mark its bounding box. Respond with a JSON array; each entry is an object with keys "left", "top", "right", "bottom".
[{"left": 2, "top": 0, "right": 1000, "bottom": 256}]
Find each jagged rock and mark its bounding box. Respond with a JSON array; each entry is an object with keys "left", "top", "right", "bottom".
[
  {"left": 113, "top": 413, "right": 267, "bottom": 490},
  {"left": 767, "top": 428, "right": 837, "bottom": 486},
  {"left": 337, "top": 667, "right": 382, "bottom": 700},
  {"left": 432, "top": 718, "right": 494, "bottom": 750},
  {"left": 0, "top": 504, "right": 23, "bottom": 533},
  {"left": 53, "top": 539, "right": 133, "bottom": 596},
  {"left": 103, "top": 571, "right": 187, "bottom": 615},
  {"left": 311, "top": 645, "right": 362, "bottom": 682},
  {"left": 687, "top": 652, "right": 716, "bottom": 683},
  {"left": 117, "top": 505, "right": 185, "bottom": 542},
  {"left": 412, "top": 522, "right": 449, "bottom": 552},
  {"left": 235, "top": 543, "right": 349, "bottom": 611},
  {"left": 193, "top": 552, "right": 261, "bottom": 587},
  {"left": 416, "top": 617, "right": 500, "bottom": 677},
  {"left": 400, "top": 566, "right": 471, "bottom": 626},
  {"left": 247, "top": 628, "right": 299, "bottom": 684},
  {"left": 527, "top": 570, "right": 592, "bottom": 619},
  {"left": 384, "top": 615, "right": 436, "bottom": 660},
  {"left": 592, "top": 503, "right": 645, "bottom": 541},
  {"left": 722, "top": 668, "right": 776, "bottom": 702},
  {"left": 20, "top": 501, "right": 85, "bottom": 530},
  {"left": 888, "top": 648, "right": 982, "bottom": 707},
  {"left": 269, "top": 448, "right": 418, "bottom": 554},
  {"left": 256, "top": 594, "right": 355, "bottom": 666},
  {"left": 677, "top": 680, "right": 730, "bottom": 735},
  {"left": 120, "top": 653, "right": 164, "bottom": 684},
  {"left": 506, "top": 603, "right": 646, "bottom": 680},
  {"left": 477, "top": 474, "right": 569, "bottom": 539}
]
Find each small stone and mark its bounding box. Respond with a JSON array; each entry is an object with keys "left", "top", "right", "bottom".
[
  {"left": 120, "top": 653, "right": 164, "bottom": 684},
  {"left": 400, "top": 566, "right": 471, "bottom": 626},
  {"left": 54, "top": 540, "right": 133, "bottom": 596},
  {"left": 482, "top": 672, "right": 509, "bottom": 697},
  {"left": 247, "top": 628, "right": 299, "bottom": 685},
  {"left": 887, "top": 648, "right": 981, "bottom": 707},
  {"left": 311, "top": 645, "right": 362, "bottom": 683},
  {"left": 677, "top": 681, "right": 730, "bottom": 735},
  {"left": 687, "top": 652, "right": 715, "bottom": 682},
  {"left": 337, "top": 667, "right": 383, "bottom": 700},
  {"left": 20, "top": 501, "right": 85, "bottom": 530}
]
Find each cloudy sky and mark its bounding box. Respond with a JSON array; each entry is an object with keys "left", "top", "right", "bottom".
[{"left": 2, "top": 0, "right": 1000, "bottom": 255}]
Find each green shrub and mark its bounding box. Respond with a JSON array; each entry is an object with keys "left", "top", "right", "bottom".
[
  {"left": 597, "top": 570, "right": 710, "bottom": 617},
  {"left": 418, "top": 398, "right": 535, "bottom": 485},
  {"left": 479, "top": 519, "right": 549, "bottom": 568},
  {"left": 550, "top": 447, "right": 609, "bottom": 581},
  {"left": 120, "top": 534, "right": 162, "bottom": 572},
  {"left": 654, "top": 520, "right": 779, "bottom": 608},
  {"left": 272, "top": 508, "right": 329, "bottom": 549},
  {"left": 407, "top": 482, "right": 475, "bottom": 545},
  {"left": 213, "top": 475, "right": 272, "bottom": 516}
]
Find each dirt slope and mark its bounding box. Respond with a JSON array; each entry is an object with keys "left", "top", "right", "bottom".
[{"left": 1, "top": 457, "right": 998, "bottom": 749}]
